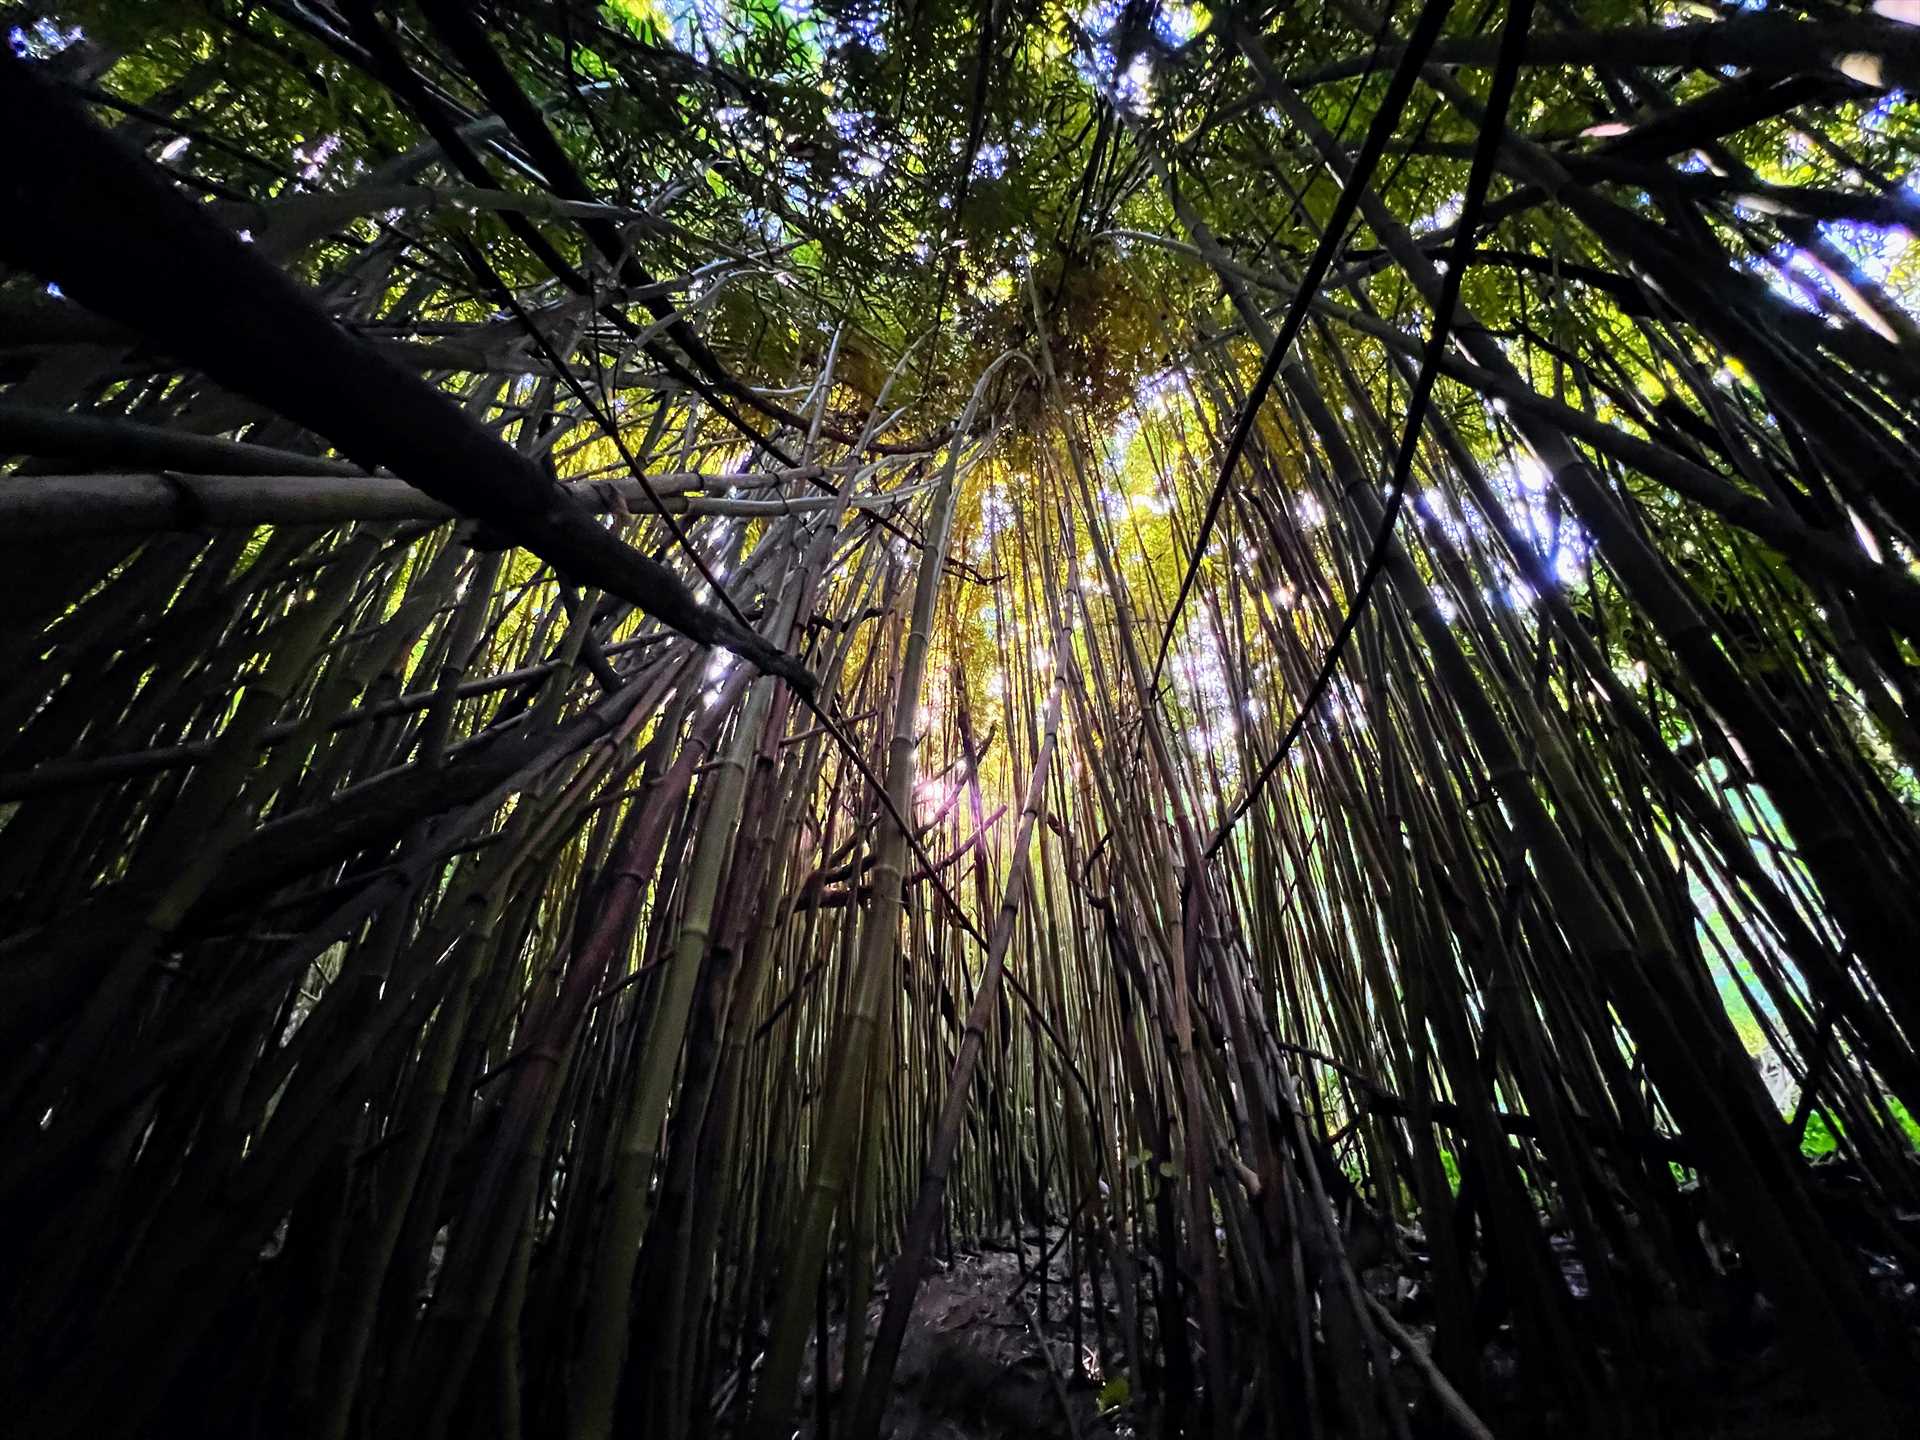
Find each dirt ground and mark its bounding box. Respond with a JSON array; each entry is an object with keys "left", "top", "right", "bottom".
[{"left": 794, "top": 1234, "right": 1123, "bottom": 1439}]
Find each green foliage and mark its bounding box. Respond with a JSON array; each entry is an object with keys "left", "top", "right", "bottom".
[{"left": 1801, "top": 1110, "right": 1840, "bottom": 1160}]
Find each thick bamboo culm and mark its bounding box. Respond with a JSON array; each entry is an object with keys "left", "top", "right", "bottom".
[{"left": 3, "top": 3, "right": 1919, "bottom": 1439}]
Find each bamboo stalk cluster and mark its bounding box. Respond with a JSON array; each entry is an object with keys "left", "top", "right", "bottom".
[{"left": 3, "top": 3, "right": 1920, "bottom": 1438}]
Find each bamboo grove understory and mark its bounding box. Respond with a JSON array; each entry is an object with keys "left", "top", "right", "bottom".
[{"left": 4, "top": 0, "right": 1920, "bottom": 1435}]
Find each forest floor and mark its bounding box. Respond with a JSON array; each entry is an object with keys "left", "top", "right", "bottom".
[
  {"left": 780, "top": 1162, "right": 1920, "bottom": 1439},
  {"left": 792, "top": 1230, "right": 1124, "bottom": 1439}
]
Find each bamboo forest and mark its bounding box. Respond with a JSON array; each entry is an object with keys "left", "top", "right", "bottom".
[{"left": 8, "top": 0, "right": 1920, "bottom": 1435}]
